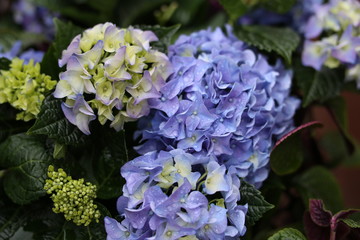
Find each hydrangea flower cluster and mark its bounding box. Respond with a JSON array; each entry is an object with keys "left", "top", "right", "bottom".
[
  {"left": 136, "top": 27, "right": 300, "bottom": 187},
  {"left": 105, "top": 149, "right": 248, "bottom": 239},
  {"left": 301, "top": 0, "right": 360, "bottom": 86},
  {"left": 104, "top": 26, "right": 299, "bottom": 239},
  {"left": 0, "top": 58, "right": 56, "bottom": 121},
  {"left": 44, "top": 165, "right": 101, "bottom": 226},
  {"left": 53, "top": 23, "right": 173, "bottom": 134},
  {"left": 13, "top": 0, "right": 58, "bottom": 39}
]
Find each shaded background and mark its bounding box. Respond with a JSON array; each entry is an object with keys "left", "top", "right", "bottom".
[{"left": 314, "top": 92, "right": 360, "bottom": 209}]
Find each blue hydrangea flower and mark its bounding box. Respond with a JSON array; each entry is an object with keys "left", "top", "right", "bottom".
[
  {"left": 238, "top": 0, "right": 323, "bottom": 33},
  {"left": 0, "top": 41, "right": 44, "bottom": 64},
  {"left": 13, "top": 0, "right": 58, "bottom": 39},
  {"left": 53, "top": 23, "right": 173, "bottom": 134},
  {"left": 136, "top": 26, "right": 300, "bottom": 187},
  {"left": 105, "top": 149, "right": 248, "bottom": 239}
]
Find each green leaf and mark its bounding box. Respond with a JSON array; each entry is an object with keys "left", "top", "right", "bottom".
[
  {"left": 268, "top": 228, "right": 307, "bottom": 240},
  {"left": 261, "top": 0, "right": 297, "bottom": 13},
  {"left": 239, "top": 181, "right": 274, "bottom": 226},
  {"left": 300, "top": 67, "right": 344, "bottom": 107},
  {"left": 0, "top": 134, "right": 52, "bottom": 205},
  {"left": 235, "top": 25, "right": 300, "bottom": 64},
  {"left": 28, "top": 95, "right": 88, "bottom": 146},
  {"left": 325, "top": 97, "right": 354, "bottom": 155},
  {"left": 343, "top": 143, "right": 360, "bottom": 166},
  {"left": 270, "top": 131, "right": 303, "bottom": 175},
  {"left": 0, "top": 104, "right": 30, "bottom": 143},
  {"left": 0, "top": 57, "right": 11, "bottom": 70},
  {"left": 41, "top": 18, "right": 82, "bottom": 79},
  {"left": 53, "top": 142, "right": 66, "bottom": 160},
  {"left": 119, "top": 0, "right": 170, "bottom": 26},
  {"left": 40, "top": 44, "right": 60, "bottom": 80},
  {"left": 219, "top": 0, "right": 249, "bottom": 21},
  {"left": 342, "top": 218, "right": 360, "bottom": 228},
  {"left": 137, "top": 24, "right": 181, "bottom": 53},
  {"left": 53, "top": 18, "right": 83, "bottom": 60},
  {"left": 0, "top": 181, "right": 27, "bottom": 239},
  {"left": 271, "top": 121, "right": 322, "bottom": 175},
  {"left": 296, "top": 166, "right": 343, "bottom": 213},
  {"left": 23, "top": 200, "right": 109, "bottom": 240},
  {"left": 0, "top": 26, "right": 46, "bottom": 52},
  {"left": 318, "top": 131, "right": 349, "bottom": 166},
  {"left": 95, "top": 130, "right": 128, "bottom": 199}
]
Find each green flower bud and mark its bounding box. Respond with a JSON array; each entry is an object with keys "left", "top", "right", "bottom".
[{"left": 44, "top": 165, "right": 100, "bottom": 226}]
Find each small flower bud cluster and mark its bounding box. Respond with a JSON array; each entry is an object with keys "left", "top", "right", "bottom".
[
  {"left": 53, "top": 22, "right": 173, "bottom": 135},
  {"left": 44, "top": 165, "right": 100, "bottom": 226},
  {"left": 302, "top": 0, "right": 360, "bottom": 87},
  {"left": 0, "top": 58, "right": 56, "bottom": 121}
]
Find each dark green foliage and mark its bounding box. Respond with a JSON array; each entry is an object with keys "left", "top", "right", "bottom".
[
  {"left": 28, "top": 96, "right": 88, "bottom": 146},
  {"left": 137, "top": 24, "right": 181, "bottom": 53},
  {"left": 296, "top": 166, "right": 343, "bottom": 213},
  {"left": 240, "top": 181, "right": 274, "bottom": 226},
  {"left": 0, "top": 134, "right": 52, "bottom": 205},
  {"left": 235, "top": 25, "right": 300, "bottom": 64},
  {"left": 268, "top": 228, "right": 306, "bottom": 240}
]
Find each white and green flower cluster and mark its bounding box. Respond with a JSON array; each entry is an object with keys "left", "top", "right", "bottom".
[
  {"left": 44, "top": 165, "right": 100, "bottom": 226},
  {"left": 302, "top": 0, "right": 360, "bottom": 87},
  {"left": 0, "top": 58, "right": 56, "bottom": 121},
  {"left": 53, "top": 22, "right": 173, "bottom": 134}
]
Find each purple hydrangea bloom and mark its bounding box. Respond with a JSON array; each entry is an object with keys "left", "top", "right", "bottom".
[
  {"left": 105, "top": 148, "right": 248, "bottom": 239},
  {"left": 136, "top": 26, "right": 300, "bottom": 187},
  {"left": 0, "top": 41, "right": 44, "bottom": 64},
  {"left": 13, "top": 0, "right": 58, "bottom": 39}
]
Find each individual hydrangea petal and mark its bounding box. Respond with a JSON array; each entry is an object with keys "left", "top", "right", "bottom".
[
  {"left": 331, "top": 26, "right": 360, "bottom": 64},
  {"left": 104, "top": 25, "right": 125, "bottom": 53},
  {"left": 204, "top": 161, "right": 229, "bottom": 195},
  {"left": 228, "top": 205, "right": 248, "bottom": 236},
  {"left": 302, "top": 40, "right": 331, "bottom": 70},
  {"left": 61, "top": 95, "right": 96, "bottom": 135},
  {"left": 346, "top": 64, "right": 360, "bottom": 88},
  {"left": 59, "top": 35, "right": 82, "bottom": 67},
  {"left": 197, "top": 204, "right": 228, "bottom": 239},
  {"left": 53, "top": 80, "right": 73, "bottom": 98}
]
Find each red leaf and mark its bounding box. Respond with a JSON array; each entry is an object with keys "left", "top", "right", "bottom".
[
  {"left": 309, "top": 199, "right": 332, "bottom": 227},
  {"left": 304, "top": 211, "right": 330, "bottom": 240}
]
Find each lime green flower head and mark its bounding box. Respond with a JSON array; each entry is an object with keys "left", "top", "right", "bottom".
[
  {"left": 53, "top": 22, "right": 173, "bottom": 134},
  {"left": 44, "top": 165, "right": 100, "bottom": 226},
  {"left": 0, "top": 58, "right": 56, "bottom": 121}
]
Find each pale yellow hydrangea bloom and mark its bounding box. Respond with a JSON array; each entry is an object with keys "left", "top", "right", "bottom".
[{"left": 0, "top": 58, "right": 56, "bottom": 121}]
